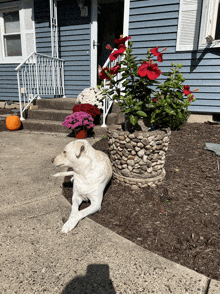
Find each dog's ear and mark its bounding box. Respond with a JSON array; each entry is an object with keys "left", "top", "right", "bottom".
[{"left": 75, "top": 141, "right": 85, "bottom": 158}]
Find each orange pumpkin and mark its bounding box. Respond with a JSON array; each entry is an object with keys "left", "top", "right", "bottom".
[{"left": 6, "top": 115, "right": 21, "bottom": 131}]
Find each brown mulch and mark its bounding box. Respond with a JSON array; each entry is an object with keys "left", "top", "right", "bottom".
[
  {"left": 1, "top": 108, "right": 219, "bottom": 280},
  {"left": 62, "top": 123, "right": 220, "bottom": 281}
]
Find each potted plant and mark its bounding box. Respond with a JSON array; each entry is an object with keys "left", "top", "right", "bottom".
[
  {"left": 62, "top": 111, "right": 95, "bottom": 139},
  {"left": 76, "top": 87, "right": 103, "bottom": 110},
  {"left": 72, "top": 103, "right": 101, "bottom": 125},
  {"left": 98, "top": 36, "right": 197, "bottom": 190}
]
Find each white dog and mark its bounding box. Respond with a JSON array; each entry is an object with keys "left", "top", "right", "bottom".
[{"left": 52, "top": 139, "right": 112, "bottom": 233}]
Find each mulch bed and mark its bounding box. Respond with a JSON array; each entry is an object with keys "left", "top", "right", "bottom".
[
  {"left": 62, "top": 123, "right": 220, "bottom": 281},
  {"left": 1, "top": 108, "right": 219, "bottom": 280}
]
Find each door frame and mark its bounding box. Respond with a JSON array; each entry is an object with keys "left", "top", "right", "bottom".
[{"left": 90, "top": 0, "right": 130, "bottom": 87}]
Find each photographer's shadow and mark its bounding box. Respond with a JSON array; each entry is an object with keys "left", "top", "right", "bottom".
[{"left": 61, "top": 264, "right": 116, "bottom": 294}]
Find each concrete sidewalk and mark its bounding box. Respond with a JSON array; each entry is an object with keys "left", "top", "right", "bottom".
[{"left": 0, "top": 130, "right": 219, "bottom": 294}]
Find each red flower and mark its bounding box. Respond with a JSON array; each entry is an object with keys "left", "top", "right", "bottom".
[
  {"left": 138, "top": 61, "right": 162, "bottom": 80},
  {"left": 99, "top": 63, "right": 121, "bottom": 80},
  {"left": 109, "top": 44, "right": 126, "bottom": 61},
  {"left": 150, "top": 47, "right": 166, "bottom": 62},
  {"left": 189, "top": 95, "right": 194, "bottom": 102},
  {"left": 183, "top": 85, "right": 191, "bottom": 96},
  {"left": 99, "top": 67, "right": 111, "bottom": 80},
  {"left": 110, "top": 63, "right": 121, "bottom": 75},
  {"left": 151, "top": 47, "right": 159, "bottom": 56},
  {"left": 157, "top": 53, "right": 163, "bottom": 62},
  {"left": 72, "top": 104, "right": 100, "bottom": 118},
  {"left": 114, "top": 36, "right": 131, "bottom": 44}
]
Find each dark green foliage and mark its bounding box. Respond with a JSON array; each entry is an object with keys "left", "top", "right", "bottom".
[{"left": 149, "top": 63, "right": 196, "bottom": 130}]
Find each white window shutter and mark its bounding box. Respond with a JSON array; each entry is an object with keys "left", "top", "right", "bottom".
[
  {"left": 176, "top": 0, "right": 202, "bottom": 51},
  {"left": 20, "top": 0, "right": 36, "bottom": 58},
  {"left": 199, "top": 0, "right": 218, "bottom": 48}
]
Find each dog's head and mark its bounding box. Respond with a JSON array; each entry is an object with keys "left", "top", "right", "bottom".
[{"left": 52, "top": 140, "right": 92, "bottom": 173}]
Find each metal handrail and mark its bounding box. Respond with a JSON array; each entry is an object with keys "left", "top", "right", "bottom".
[
  {"left": 15, "top": 52, "right": 65, "bottom": 121},
  {"left": 101, "top": 49, "right": 124, "bottom": 127}
]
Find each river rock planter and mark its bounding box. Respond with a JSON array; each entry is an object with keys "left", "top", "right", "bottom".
[{"left": 107, "top": 125, "right": 171, "bottom": 190}]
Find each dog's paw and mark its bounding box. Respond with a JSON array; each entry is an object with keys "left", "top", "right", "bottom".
[{"left": 61, "top": 218, "right": 79, "bottom": 233}]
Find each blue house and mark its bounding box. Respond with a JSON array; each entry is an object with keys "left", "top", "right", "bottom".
[{"left": 0, "top": 0, "right": 220, "bottom": 118}]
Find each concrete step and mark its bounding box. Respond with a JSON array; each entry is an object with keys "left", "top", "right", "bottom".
[
  {"left": 27, "top": 108, "right": 122, "bottom": 125},
  {"left": 36, "top": 98, "right": 121, "bottom": 113},
  {"left": 21, "top": 118, "right": 108, "bottom": 137},
  {"left": 27, "top": 108, "right": 73, "bottom": 122},
  {"left": 36, "top": 98, "right": 78, "bottom": 110}
]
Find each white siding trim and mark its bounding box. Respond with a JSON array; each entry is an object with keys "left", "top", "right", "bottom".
[
  {"left": 90, "top": 0, "right": 97, "bottom": 87},
  {"left": 123, "top": 0, "right": 130, "bottom": 38}
]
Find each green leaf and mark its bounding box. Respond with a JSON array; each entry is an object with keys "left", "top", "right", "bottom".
[
  {"left": 165, "top": 107, "right": 175, "bottom": 115},
  {"left": 130, "top": 114, "right": 139, "bottom": 125},
  {"left": 136, "top": 111, "right": 147, "bottom": 117}
]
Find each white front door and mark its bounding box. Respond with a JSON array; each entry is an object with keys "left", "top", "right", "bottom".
[{"left": 90, "top": 0, "right": 130, "bottom": 87}]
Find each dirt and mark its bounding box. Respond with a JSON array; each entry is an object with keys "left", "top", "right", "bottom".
[{"left": 1, "top": 108, "right": 219, "bottom": 280}]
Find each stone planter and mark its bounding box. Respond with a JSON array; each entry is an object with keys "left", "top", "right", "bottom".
[{"left": 107, "top": 125, "right": 171, "bottom": 190}]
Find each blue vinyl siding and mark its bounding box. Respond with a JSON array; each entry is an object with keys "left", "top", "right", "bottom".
[
  {"left": 129, "top": 0, "right": 220, "bottom": 113},
  {"left": 0, "top": 64, "right": 18, "bottom": 100},
  {"left": 57, "top": 0, "right": 91, "bottom": 98},
  {"left": 0, "top": 0, "right": 21, "bottom": 100},
  {"left": 34, "top": 0, "right": 91, "bottom": 98}
]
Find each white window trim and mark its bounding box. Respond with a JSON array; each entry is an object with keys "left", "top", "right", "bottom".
[
  {"left": 176, "top": 0, "right": 220, "bottom": 51},
  {"left": 0, "top": 0, "right": 36, "bottom": 64},
  {"left": 199, "top": 0, "right": 220, "bottom": 49}
]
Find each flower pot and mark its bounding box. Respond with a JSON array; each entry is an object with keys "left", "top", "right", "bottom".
[
  {"left": 75, "top": 130, "right": 87, "bottom": 139},
  {"left": 107, "top": 125, "right": 171, "bottom": 190}
]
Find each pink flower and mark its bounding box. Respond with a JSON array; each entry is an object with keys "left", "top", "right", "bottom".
[{"left": 62, "top": 111, "right": 94, "bottom": 131}]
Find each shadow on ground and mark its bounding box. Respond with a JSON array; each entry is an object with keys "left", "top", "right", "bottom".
[{"left": 61, "top": 264, "right": 116, "bottom": 294}]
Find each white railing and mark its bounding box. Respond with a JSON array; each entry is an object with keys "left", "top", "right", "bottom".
[
  {"left": 101, "top": 49, "right": 124, "bottom": 127},
  {"left": 15, "top": 52, "right": 65, "bottom": 121}
]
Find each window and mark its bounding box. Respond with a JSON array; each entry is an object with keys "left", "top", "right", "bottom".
[
  {"left": 3, "top": 11, "right": 22, "bottom": 56},
  {"left": 0, "top": 0, "right": 36, "bottom": 63},
  {"left": 176, "top": 0, "right": 220, "bottom": 51}
]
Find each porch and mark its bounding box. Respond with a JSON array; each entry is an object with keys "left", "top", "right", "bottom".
[{"left": 15, "top": 0, "right": 129, "bottom": 126}]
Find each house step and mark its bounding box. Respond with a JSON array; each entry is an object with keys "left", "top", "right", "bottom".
[
  {"left": 27, "top": 108, "right": 73, "bottom": 122},
  {"left": 36, "top": 98, "right": 121, "bottom": 113},
  {"left": 27, "top": 107, "right": 123, "bottom": 125},
  {"left": 36, "top": 98, "right": 78, "bottom": 110},
  {"left": 21, "top": 119, "right": 108, "bottom": 137}
]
